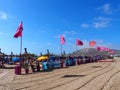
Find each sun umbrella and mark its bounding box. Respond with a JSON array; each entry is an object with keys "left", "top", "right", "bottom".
[{"left": 37, "top": 56, "right": 48, "bottom": 61}]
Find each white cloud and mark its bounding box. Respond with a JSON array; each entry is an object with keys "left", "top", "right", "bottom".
[
  {"left": 81, "top": 24, "right": 89, "bottom": 28},
  {"left": 68, "top": 37, "right": 74, "bottom": 41},
  {"left": 93, "top": 16, "right": 110, "bottom": 28},
  {"left": 64, "top": 30, "right": 77, "bottom": 35},
  {"left": 0, "top": 11, "right": 7, "bottom": 20},
  {"left": 81, "top": 17, "right": 111, "bottom": 29},
  {"left": 93, "top": 22, "right": 108, "bottom": 28},
  {"left": 97, "top": 3, "right": 112, "bottom": 14},
  {"left": 107, "top": 42, "right": 112, "bottom": 46},
  {"left": 94, "top": 16, "right": 110, "bottom": 21},
  {"left": 47, "top": 42, "right": 51, "bottom": 46},
  {"left": 55, "top": 30, "right": 76, "bottom": 40},
  {"left": 96, "top": 40, "right": 103, "bottom": 43}
]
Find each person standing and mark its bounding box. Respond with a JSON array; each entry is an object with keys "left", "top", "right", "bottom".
[{"left": 36, "top": 61, "right": 40, "bottom": 72}]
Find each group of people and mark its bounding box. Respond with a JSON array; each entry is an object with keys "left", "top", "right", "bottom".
[
  {"left": 20, "top": 55, "right": 102, "bottom": 74},
  {"left": 18, "top": 57, "right": 41, "bottom": 74},
  {"left": 11, "top": 54, "right": 112, "bottom": 74}
]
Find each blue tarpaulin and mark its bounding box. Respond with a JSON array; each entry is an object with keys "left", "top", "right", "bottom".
[{"left": 12, "top": 57, "right": 20, "bottom": 62}]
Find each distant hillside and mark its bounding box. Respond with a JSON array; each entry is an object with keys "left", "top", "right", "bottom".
[
  {"left": 69, "top": 48, "right": 120, "bottom": 56},
  {"left": 112, "top": 49, "right": 120, "bottom": 54}
]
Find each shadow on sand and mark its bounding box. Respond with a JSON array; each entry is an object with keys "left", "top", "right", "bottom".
[{"left": 62, "top": 74, "right": 86, "bottom": 78}]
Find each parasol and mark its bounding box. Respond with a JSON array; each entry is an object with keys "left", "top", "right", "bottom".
[{"left": 37, "top": 56, "right": 48, "bottom": 61}]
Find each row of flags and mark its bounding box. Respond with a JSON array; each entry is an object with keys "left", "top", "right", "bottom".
[
  {"left": 13, "top": 22, "right": 97, "bottom": 48},
  {"left": 97, "top": 46, "right": 115, "bottom": 54},
  {"left": 60, "top": 35, "right": 96, "bottom": 47},
  {"left": 13, "top": 22, "right": 95, "bottom": 47},
  {"left": 13, "top": 22, "right": 114, "bottom": 54},
  {"left": 60, "top": 35, "right": 115, "bottom": 54}
]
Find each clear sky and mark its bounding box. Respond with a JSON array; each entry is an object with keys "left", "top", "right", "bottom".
[{"left": 0, "top": 0, "right": 120, "bottom": 55}]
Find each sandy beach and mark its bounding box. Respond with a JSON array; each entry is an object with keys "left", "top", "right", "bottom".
[{"left": 0, "top": 57, "right": 120, "bottom": 90}]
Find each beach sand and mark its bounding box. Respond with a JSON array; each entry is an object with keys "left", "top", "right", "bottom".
[{"left": 0, "top": 57, "right": 120, "bottom": 90}]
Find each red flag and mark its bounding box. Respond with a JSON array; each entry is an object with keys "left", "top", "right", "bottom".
[
  {"left": 14, "top": 22, "right": 23, "bottom": 38},
  {"left": 76, "top": 39, "right": 83, "bottom": 46},
  {"left": 104, "top": 47, "right": 110, "bottom": 51},
  {"left": 89, "top": 41, "right": 96, "bottom": 47},
  {"left": 60, "top": 35, "right": 65, "bottom": 44},
  {"left": 96, "top": 46, "right": 101, "bottom": 51}
]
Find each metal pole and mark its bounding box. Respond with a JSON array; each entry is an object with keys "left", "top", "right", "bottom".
[
  {"left": 61, "top": 44, "right": 62, "bottom": 56},
  {"left": 20, "top": 36, "right": 22, "bottom": 60},
  {"left": 76, "top": 45, "right": 78, "bottom": 51}
]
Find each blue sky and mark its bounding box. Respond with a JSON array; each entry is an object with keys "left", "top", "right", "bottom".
[{"left": 0, "top": 0, "right": 120, "bottom": 55}]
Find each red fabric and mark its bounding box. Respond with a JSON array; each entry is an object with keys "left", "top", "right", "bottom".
[
  {"left": 104, "top": 47, "right": 110, "bottom": 51},
  {"left": 60, "top": 35, "right": 65, "bottom": 44},
  {"left": 97, "top": 46, "right": 111, "bottom": 52},
  {"left": 96, "top": 46, "right": 101, "bottom": 51},
  {"left": 14, "top": 22, "right": 23, "bottom": 38},
  {"left": 89, "top": 41, "right": 96, "bottom": 47},
  {"left": 76, "top": 39, "right": 83, "bottom": 46}
]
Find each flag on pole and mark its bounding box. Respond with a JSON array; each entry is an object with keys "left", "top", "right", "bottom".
[
  {"left": 104, "top": 47, "right": 110, "bottom": 51},
  {"left": 89, "top": 41, "right": 96, "bottom": 47},
  {"left": 96, "top": 46, "right": 101, "bottom": 51},
  {"left": 60, "top": 35, "right": 65, "bottom": 44},
  {"left": 96, "top": 46, "right": 110, "bottom": 52},
  {"left": 76, "top": 39, "right": 83, "bottom": 46},
  {"left": 14, "top": 22, "right": 23, "bottom": 38}
]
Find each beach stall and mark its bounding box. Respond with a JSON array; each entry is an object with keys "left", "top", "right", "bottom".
[
  {"left": 37, "top": 56, "right": 48, "bottom": 61},
  {"left": 37, "top": 56, "right": 48, "bottom": 70}
]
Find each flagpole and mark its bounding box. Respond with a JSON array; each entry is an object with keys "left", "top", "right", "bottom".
[
  {"left": 61, "top": 44, "right": 62, "bottom": 56},
  {"left": 20, "top": 36, "right": 22, "bottom": 59},
  {"left": 76, "top": 44, "right": 78, "bottom": 51},
  {"left": 13, "top": 21, "right": 23, "bottom": 63},
  {"left": 20, "top": 21, "right": 23, "bottom": 61}
]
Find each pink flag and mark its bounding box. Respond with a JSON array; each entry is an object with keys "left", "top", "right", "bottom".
[
  {"left": 89, "top": 41, "right": 96, "bottom": 47},
  {"left": 76, "top": 39, "right": 83, "bottom": 46},
  {"left": 104, "top": 47, "right": 110, "bottom": 51},
  {"left": 14, "top": 22, "right": 23, "bottom": 38},
  {"left": 96, "top": 46, "right": 104, "bottom": 51},
  {"left": 97, "top": 46, "right": 111, "bottom": 52},
  {"left": 60, "top": 35, "right": 65, "bottom": 44},
  {"left": 100, "top": 46, "right": 105, "bottom": 50},
  {"left": 96, "top": 46, "right": 101, "bottom": 51}
]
